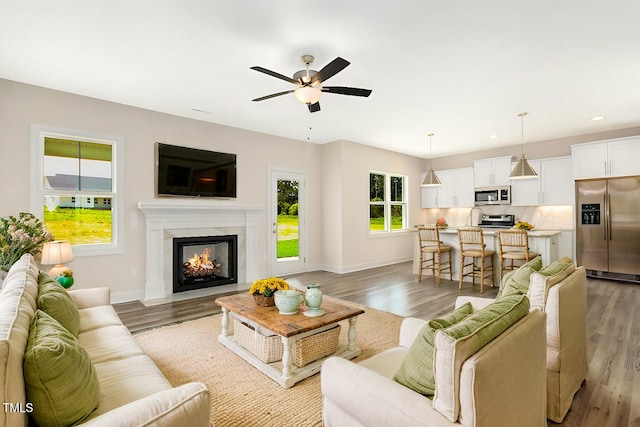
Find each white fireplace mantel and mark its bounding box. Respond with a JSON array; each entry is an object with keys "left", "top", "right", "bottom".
[{"left": 138, "top": 200, "right": 265, "bottom": 302}]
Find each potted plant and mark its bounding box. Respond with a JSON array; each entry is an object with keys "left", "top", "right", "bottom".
[
  {"left": 515, "top": 221, "right": 534, "bottom": 231},
  {"left": 0, "top": 212, "right": 54, "bottom": 278},
  {"left": 249, "top": 277, "right": 290, "bottom": 306},
  {"left": 56, "top": 270, "right": 74, "bottom": 289}
]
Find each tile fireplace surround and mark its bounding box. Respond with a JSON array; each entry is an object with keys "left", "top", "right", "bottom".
[{"left": 137, "top": 200, "right": 264, "bottom": 303}]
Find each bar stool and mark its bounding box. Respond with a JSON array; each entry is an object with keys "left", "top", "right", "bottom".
[
  {"left": 497, "top": 229, "right": 539, "bottom": 279},
  {"left": 458, "top": 227, "right": 495, "bottom": 293},
  {"left": 417, "top": 225, "right": 453, "bottom": 285}
]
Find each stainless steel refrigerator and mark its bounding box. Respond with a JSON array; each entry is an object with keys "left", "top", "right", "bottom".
[{"left": 576, "top": 177, "right": 640, "bottom": 279}]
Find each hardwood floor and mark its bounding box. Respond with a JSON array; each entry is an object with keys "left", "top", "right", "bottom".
[{"left": 114, "top": 261, "right": 640, "bottom": 427}]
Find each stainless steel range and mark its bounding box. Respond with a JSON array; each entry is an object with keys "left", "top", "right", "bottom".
[{"left": 479, "top": 214, "right": 515, "bottom": 229}]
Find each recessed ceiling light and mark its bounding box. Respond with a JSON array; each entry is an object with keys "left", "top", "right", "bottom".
[
  {"left": 489, "top": 134, "right": 499, "bottom": 139},
  {"left": 591, "top": 115, "right": 606, "bottom": 121}
]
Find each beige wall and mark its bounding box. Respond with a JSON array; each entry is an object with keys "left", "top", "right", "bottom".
[
  {"left": 0, "top": 78, "right": 426, "bottom": 300},
  {"left": 321, "top": 140, "right": 426, "bottom": 272}
]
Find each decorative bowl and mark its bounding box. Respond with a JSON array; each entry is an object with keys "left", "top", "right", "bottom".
[{"left": 274, "top": 290, "right": 304, "bottom": 315}]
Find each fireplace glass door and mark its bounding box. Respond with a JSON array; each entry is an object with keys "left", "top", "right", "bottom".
[{"left": 173, "top": 235, "right": 237, "bottom": 293}]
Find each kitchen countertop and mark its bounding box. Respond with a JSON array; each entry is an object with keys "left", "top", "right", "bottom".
[{"left": 417, "top": 227, "right": 562, "bottom": 237}]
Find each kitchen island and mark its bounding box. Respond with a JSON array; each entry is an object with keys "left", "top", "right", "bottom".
[{"left": 413, "top": 227, "right": 562, "bottom": 285}]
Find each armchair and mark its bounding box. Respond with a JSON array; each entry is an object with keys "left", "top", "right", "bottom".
[{"left": 321, "top": 299, "right": 547, "bottom": 427}]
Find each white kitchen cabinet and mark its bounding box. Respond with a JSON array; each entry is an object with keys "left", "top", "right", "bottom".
[
  {"left": 421, "top": 168, "right": 474, "bottom": 208},
  {"left": 529, "top": 233, "right": 559, "bottom": 265},
  {"left": 437, "top": 168, "right": 474, "bottom": 208},
  {"left": 474, "top": 156, "right": 516, "bottom": 187},
  {"left": 511, "top": 156, "right": 573, "bottom": 206},
  {"left": 540, "top": 157, "right": 573, "bottom": 205},
  {"left": 420, "top": 173, "right": 438, "bottom": 208},
  {"left": 557, "top": 230, "right": 573, "bottom": 260},
  {"left": 572, "top": 137, "right": 640, "bottom": 180}
]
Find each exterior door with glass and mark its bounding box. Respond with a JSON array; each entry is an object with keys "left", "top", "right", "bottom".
[{"left": 270, "top": 170, "right": 306, "bottom": 276}]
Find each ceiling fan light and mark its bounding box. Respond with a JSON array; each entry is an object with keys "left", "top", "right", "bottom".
[
  {"left": 294, "top": 86, "right": 322, "bottom": 105},
  {"left": 509, "top": 155, "right": 538, "bottom": 179},
  {"left": 421, "top": 169, "right": 442, "bottom": 187}
]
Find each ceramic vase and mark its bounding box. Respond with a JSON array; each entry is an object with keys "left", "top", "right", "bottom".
[{"left": 304, "top": 284, "right": 325, "bottom": 317}]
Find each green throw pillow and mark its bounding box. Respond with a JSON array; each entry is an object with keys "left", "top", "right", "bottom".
[
  {"left": 393, "top": 302, "right": 473, "bottom": 396},
  {"left": 441, "top": 295, "right": 530, "bottom": 343},
  {"left": 539, "top": 259, "right": 573, "bottom": 277},
  {"left": 24, "top": 310, "right": 99, "bottom": 427},
  {"left": 498, "top": 256, "right": 542, "bottom": 297},
  {"left": 37, "top": 272, "right": 80, "bottom": 336}
]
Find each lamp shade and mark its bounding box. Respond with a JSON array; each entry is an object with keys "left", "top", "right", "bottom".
[
  {"left": 40, "top": 241, "right": 74, "bottom": 265},
  {"left": 421, "top": 169, "right": 442, "bottom": 187},
  {"left": 509, "top": 111, "right": 538, "bottom": 179},
  {"left": 294, "top": 86, "right": 322, "bottom": 105},
  {"left": 509, "top": 155, "right": 539, "bottom": 179}
]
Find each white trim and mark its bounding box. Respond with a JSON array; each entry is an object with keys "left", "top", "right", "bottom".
[
  {"left": 30, "top": 123, "right": 125, "bottom": 257},
  {"left": 268, "top": 167, "right": 307, "bottom": 276},
  {"left": 320, "top": 257, "right": 412, "bottom": 274},
  {"left": 137, "top": 200, "right": 265, "bottom": 302}
]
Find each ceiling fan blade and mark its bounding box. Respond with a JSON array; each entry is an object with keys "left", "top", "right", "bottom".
[
  {"left": 250, "top": 66, "right": 298, "bottom": 85},
  {"left": 312, "top": 57, "right": 350, "bottom": 84},
  {"left": 322, "top": 86, "right": 372, "bottom": 97},
  {"left": 252, "top": 90, "right": 295, "bottom": 102},
  {"left": 308, "top": 102, "right": 321, "bottom": 113}
]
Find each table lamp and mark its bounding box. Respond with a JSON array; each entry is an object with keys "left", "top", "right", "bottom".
[{"left": 40, "top": 240, "right": 74, "bottom": 277}]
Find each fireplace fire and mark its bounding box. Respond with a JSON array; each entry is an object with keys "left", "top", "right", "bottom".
[
  {"left": 183, "top": 247, "right": 222, "bottom": 279},
  {"left": 173, "top": 235, "right": 238, "bottom": 293}
]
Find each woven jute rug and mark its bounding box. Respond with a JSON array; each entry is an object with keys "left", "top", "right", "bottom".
[{"left": 134, "top": 303, "right": 403, "bottom": 427}]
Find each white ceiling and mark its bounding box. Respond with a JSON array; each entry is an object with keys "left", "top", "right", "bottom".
[{"left": 1, "top": 1, "right": 639, "bottom": 158}]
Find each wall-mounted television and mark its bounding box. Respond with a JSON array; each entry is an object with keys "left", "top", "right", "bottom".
[{"left": 155, "top": 142, "right": 237, "bottom": 198}]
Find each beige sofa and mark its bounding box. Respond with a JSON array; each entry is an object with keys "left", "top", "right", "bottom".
[
  {"left": 457, "top": 260, "right": 588, "bottom": 422},
  {"left": 321, "top": 298, "right": 547, "bottom": 427},
  {"left": 0, "top": 254, "right": 211, "bottom": 427}
]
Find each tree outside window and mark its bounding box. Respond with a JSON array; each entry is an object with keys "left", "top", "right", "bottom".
[{"left": 369, "top": 172, "right": 407, "bottom": 232}]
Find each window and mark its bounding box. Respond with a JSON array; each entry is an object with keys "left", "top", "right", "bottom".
[
  {"left": 369, "top": 171, "right": 407, "bottom": 233},
  {"left": 31, "top": 125, "right": 124, "bottom": 256}
]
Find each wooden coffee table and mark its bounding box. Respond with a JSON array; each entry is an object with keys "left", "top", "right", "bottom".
[{"left": 215, "top": 293, "right": 364, "bottom": 388}]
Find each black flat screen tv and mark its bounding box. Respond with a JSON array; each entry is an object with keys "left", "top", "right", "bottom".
[{"left": 155, "top": 142, "right": 237, "bottom": 198}]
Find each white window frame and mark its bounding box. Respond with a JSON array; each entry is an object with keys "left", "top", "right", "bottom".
[
  {"left": 30, "top": 124, "right": 125, "bottom": 257},
  {"left": 369, "top": 171, "right": 408, "bottom": 234}
]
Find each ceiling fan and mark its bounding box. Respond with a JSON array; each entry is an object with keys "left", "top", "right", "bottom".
[{"left": 250, "top": 55, "right": 372, "bottom": 113}]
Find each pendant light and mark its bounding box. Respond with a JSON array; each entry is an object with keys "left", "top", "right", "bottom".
[
  {"left": 421, "top": 133, "right": 441, "bottom": 187},
  {"left": 509, "top": 112, "right": 538, "bottom": 179}
]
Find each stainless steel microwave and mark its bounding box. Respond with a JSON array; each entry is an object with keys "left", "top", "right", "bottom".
[{"left": 474, "top": 186, "right": 511, "bottom": 206}]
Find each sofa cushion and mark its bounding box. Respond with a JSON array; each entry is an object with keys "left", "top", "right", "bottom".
[
  {"left": 393, "top": 302, "right": 472, "bottom": 396},
  {"left": 78, "top": 305, "right": 124, "bottom": 333},
  {"left": 78, "top": 324, "right": 144, "bottom": 364},
  {"left": 89, "top": 354, "right": 173, "bottom": 419},
  {"left": 37, "top": 272, "right": 80, "bottom": 337},
  {"left": 24, "top": 310, "right": 99, "bottom": 427},
  {"left": 433, "top": 294, "right": 530, "bottom": 422},
  {"left": 497, "top": 256, "right": 542, "bottom": 297},
  {"left": 528, "top": 258, "right": 575, "bottom": 310},
  {"left": 0, "top": 254, "right": 39, "bottom": 427}
]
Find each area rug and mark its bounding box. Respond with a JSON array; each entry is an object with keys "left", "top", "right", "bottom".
[{"left": 134, "top": 304, "right": 403, "bottom": 427}]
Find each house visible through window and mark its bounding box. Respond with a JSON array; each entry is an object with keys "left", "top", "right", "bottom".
[
  {"left": 369, "top": 171, "right": 407, "bottom": 232},
  {"left": 31, "top": 125, "right": 124, "bottom": 256}
]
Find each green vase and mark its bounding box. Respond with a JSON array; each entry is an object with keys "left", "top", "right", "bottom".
[{"left": 56, "top": 276, "right": 74, "bottom": 289}]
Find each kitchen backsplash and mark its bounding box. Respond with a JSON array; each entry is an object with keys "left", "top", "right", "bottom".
[{"left": 421, "top": 205, "right": 574, "bottom": 230}]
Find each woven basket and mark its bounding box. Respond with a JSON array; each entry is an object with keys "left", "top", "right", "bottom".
[
  {"left": 233, "top": 320, "right": 341, "bottom": 367},
  {"left": 292, "top": 324, "right": 341, "bottom": 367},
  {"left": 233, "top": 319, "right": 282, "bottom": 363},
  {"left": 252, "top": 294, "right": 275, "bottom": 307}
]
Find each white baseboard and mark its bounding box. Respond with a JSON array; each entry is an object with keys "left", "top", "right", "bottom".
[{"left": 320, "top": 257, "right": 412, "bottom": 274}]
